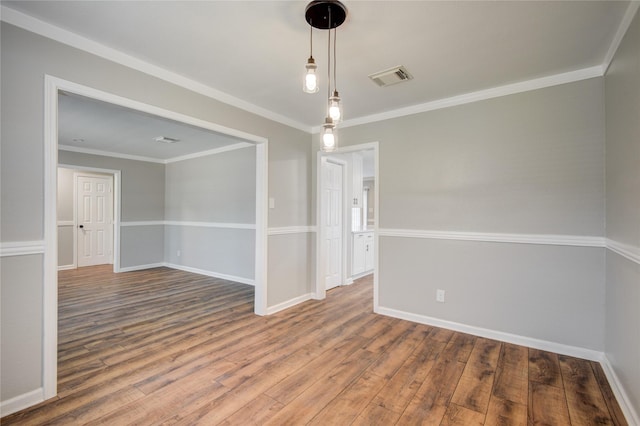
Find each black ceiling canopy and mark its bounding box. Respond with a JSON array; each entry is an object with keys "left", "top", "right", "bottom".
[{"left": 305, "top": 1, "right": 348, "bottom": 30}]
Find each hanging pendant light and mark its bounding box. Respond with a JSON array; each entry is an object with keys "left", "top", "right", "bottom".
[
  {"left": 329, "top": 27, "right": 342, "bottom": 122},
  {"left": 303, "top": 0, "right": 347, "bottom": 152},
  {"left": 322, "top": 117, "right": 336, "bottom": 152},
  {"left": 303, "top": 24, "right": 319, "bottom": 93}
]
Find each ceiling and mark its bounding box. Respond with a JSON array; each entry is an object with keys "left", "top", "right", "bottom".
[
  {"left": 58, "top": 92, "right": 251, "bottom": 161},
  {"left": 2, "top": 1, "right": 634, "bottom": 134}
]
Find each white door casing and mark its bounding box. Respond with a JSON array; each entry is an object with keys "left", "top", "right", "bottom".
[
  {"left": 322, "top": 159, "right": 343, "bottom": 290},
  {"left": 76, "top": 174, "right": 113, "bottom": 267}
]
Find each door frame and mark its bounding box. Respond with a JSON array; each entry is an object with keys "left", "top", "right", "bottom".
[
  {"left": 62, "top": 168, "right": 120, "bottom": 270},
  {"left": 315, "top": 142, "right": 379, "bottom": 301},
  {"left": 43, "top": 75, "right": 269, "bottom": 399}
]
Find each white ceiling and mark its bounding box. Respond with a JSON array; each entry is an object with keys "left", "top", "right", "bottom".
[
  {"left": 58, "top": 92, "right": 250, "bottom": 161},
  {"left": 2, "top": 1, "right": 634, "bottom": 133}
]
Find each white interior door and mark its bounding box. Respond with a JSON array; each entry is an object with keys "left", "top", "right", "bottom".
[
  {"left": 77, "top": 174, "right": 113, "bottom": 267},
  {"left": 322, "top": 160, "right": 343, "bottom": 290}
]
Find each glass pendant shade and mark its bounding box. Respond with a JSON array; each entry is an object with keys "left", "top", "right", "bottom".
[
  {"left": 329, "top": 90, "right": 342, "bottom": 122},
  {"left": 303, "top": 57, "right": 319, "bottom": 93},
  {"left": 321, "top": 117, "right": 336, "bottom": 152}
]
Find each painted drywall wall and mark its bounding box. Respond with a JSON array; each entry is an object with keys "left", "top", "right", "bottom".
[
  {"left": 604, "top": 8, "right": 640, "bottom": 419},
  {"left": 164, "top": 146, "right": 256, "bottom": 223},
  {"left": 164, "top": 146, "right": 257, "bottom": 280},
  {"left": 0, "top": 21, "right": 312, "bottom": 405},
  {"left": 57, "top": 167, "right": 75, "bottom": 267},
  {"left": 331, "top": 77, "right": 606, "bottom": 350},
  {"left": 0, "top": 255, "right": 43, "bottom": 402}
]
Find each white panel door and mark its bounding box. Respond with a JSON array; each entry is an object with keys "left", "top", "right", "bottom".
[
  {"left": 77, "top": 175, "right": 113, "bottom": 267},
  {"left": 322, "top": 160, "right": 343, "bottom": 290}
]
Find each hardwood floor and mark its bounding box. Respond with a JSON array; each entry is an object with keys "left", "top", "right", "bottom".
[{"left": 2, "top": 265, "right": 627, "bottom": 425}]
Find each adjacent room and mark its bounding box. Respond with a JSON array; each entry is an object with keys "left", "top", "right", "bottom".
[{"left": 1, "top": 1, "right": 638, "bottom": 424}]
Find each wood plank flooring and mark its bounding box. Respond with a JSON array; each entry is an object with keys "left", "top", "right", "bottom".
[{"left": 2, "top": 265, "right": 627, "bottom": 425}]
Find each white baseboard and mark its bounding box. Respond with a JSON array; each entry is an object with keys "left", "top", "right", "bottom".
[
  {"left": 265, "top": 293, "right": 314, "bottom": 315},
  {"left": 0, "top": 387, "right": 44, "bottom": 417},
  {"left": 117, "top": 262, "right": 165, "bottom": 272},
  {"left": 600, "top": 356, "right": 639, "bottom": 425},
  {"left": 58, "top": 264, "right": 75, "bottom": 271},
  {"left": 164, "top": 263, "right": 255, "bottom": 286},
  {"left": 375, "top": 306, "right": 603, "bottom": 361}
]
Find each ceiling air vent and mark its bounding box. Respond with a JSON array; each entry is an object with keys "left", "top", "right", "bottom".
[
  {"left": 368, "top": 65, "right": 413, "bottom": 87},
  {"left": 154, "top": 136, "right": 180, "bottom": 144}
]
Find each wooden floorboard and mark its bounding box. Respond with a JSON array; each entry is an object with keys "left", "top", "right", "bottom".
[{"left": 1, "top": 264, "right": 628, "bottom": 425}]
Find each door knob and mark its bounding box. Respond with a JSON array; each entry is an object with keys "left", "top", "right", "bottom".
[{"left": 79, "top": 225, "right": 84, "bottom": 229}]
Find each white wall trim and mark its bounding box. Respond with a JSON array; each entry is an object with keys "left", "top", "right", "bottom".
[
  {"left": 120, "top": 221, "right": 165, "bottom": 227},
  {"left": 267, "top": 226, "right": 316, "bottom": 235},
  {"left": 58, "top": 264, "right": 76, "bottom": 271},
  {"left": 606, "top": 238, "right": 640, "bottom": 265},
  {"left": 265, "top": 293, "right": 314, "bottom": 315},
  {"left": 60, "top": 141, "right": 254, "bottom": 165},
  {"left": 603, "top": 1, "right": 640, "bottom": 73},
  {"left": 0, "top": 387, "right": 44, "bottom": 417},
  {"left": 601, "top": 356, "right": 640, "bottom": 426},
  {"left": 379, "top": 228, "right": 606, "bottom": 248},
  {"left": 0, "top": 241, "right": 46, "bottom": 257},
  {"left": 57, "top": 220, "right": 74, "bottom": 227},
  {"left": 164, "top": 221, "right": 256, "bottom": 230},
  {"left": 118, "top": 262, "right": 166, "bottom": 273},
  {"left": 121, "top": 220, "right": 257, "bottom": 230},
  {"left": 376, "top": 306, "right": 604, "bottom": 362},
  {"left": 164, "top": 142, "right": 253, "bottom": 163},
  {"left": 59, "top": 144, "right": 165, "bottom": 164},
  {"left": 0, "top": 6, "right": 309, "bottom": 133},
  {"left": 164, "top": 262, "right": 255, "bottom": 286}
]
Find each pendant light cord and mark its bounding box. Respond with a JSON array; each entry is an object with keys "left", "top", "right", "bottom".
[
  {"left": 309, "top": 22, "right": 313, "bottom": 58},
  {"left": 327, "top": 7, "right": 332, "bottom": 113},
  {"left": 333, "top": 27, "right": 337, "bottom": 92}
]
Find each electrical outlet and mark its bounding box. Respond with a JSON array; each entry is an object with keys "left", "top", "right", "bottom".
[
  {"left": 436, "top": 289, "right": 445, "bottom": 303},
  {"left": 177, "top": 250, "right": 181, "bottom": 257}
]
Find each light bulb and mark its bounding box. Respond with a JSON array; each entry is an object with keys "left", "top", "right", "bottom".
[
  {"left": 321, "top": 117, "right": 336, "bottom": 152},
  {"left": 329, "top": 90, "right": 341, "bottom": 122},
  {"left": 303, "top": 57, "right": 319, "bottom": 93}
]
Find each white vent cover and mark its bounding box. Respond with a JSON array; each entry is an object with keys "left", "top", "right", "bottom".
[
  {"left": 154, "top": 136, "right": 180, "bottom": 144},
  {"left": 368, "top": 65, "right": 413, "bottom": 87}
]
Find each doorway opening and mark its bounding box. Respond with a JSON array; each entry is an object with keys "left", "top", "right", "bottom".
[
  {"left": 315, "top": 142, "right": 379, "bottom": 305},
  {"left": 43, "top": 75, "right": 268, "bottom": 400},
  {"left": 57, "top": 167, "right": 120, "bottom": 272}
]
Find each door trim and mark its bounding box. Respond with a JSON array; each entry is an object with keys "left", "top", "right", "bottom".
[
  {"left": 315, "top": 142, "right": 379, "bottom": 302},
  {"left": 44, "top": 75, "right": 269, "bottom": 400},
  {"left": 58, "top": 166, "right": 121, "bottom": 271}
]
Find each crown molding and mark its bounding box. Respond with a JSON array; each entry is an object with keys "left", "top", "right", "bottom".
[
  {"left": 0, "top": 5, "right": 311, "bottom": 134},
  {"left": 603, "top": 1, "right": 640, "bottom": 73},
  {"left": 59, "top": 142, "right": 252, "bottom": 164},
  {"left": 164, "top": 142, "right": 253, "bottom": 163},
  {"left": 331, "top": 66, "right": 604, "bottom": 132},
  {"left": 58, "top": 144, "right": 165, "bottom": 164}
]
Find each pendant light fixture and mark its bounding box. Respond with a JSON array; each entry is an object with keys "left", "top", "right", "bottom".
[
  {"left": 303, "top": 0, "right": 347, "bottom": 152},
  {"left": 303, "top": 25, "right": 319, "bottom": 93}
]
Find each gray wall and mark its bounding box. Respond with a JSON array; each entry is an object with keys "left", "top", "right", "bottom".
[
  {"left": 332, "top": 77, "right": 606, "bottom": 350},
  {"left": 57, "top": 167, "right": 75, "bottom": 267},
  {"left": 164, "top": 147, "right": 256, "bottom": 280},
  {"left": 604, "top": 9, "right": 640, "bottom": 416},
  {"left": 1, "top": 21, "right": 312, "bottom": 404}
]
